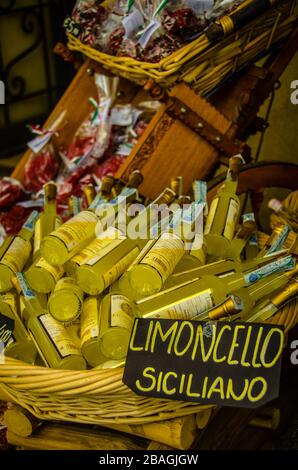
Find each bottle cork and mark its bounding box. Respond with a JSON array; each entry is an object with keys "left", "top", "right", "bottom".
[
  {"left": 83, "top": 186, "right": 96, "bottom": 207},
  {"left": 236, "top": 220, "right": 257, "bottom": 240},
  {"left": 101, "top": 175, "right": 115, "bottom": 196},
  {"left": 127, "top": 170, "right": 144, "bottom": 189},
  {"left": 44, "top": 182, "right": 57, "bottom": 202},
  {"left": 170, "top": 176, "right": 183, "bottom": 197}
]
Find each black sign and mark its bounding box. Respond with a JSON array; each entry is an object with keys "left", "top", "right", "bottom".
[
  {"left": 123, "top": 319, "right": 284, "bottom": 408},
  {"left": 0, "top": 313, "right": 14, "bottom": 351}
]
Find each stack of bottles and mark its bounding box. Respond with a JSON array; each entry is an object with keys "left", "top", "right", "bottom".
[{"left": 0, "top": 155, "right": 297, "bottom": 371}]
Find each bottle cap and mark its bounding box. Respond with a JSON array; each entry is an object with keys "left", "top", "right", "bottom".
[
  {"left": 208, "top": 295, "right": 243, "bottom": 320},
  {"left": 127, "top": 170, "right": 144, "bottom": 189},
  {"left": 170, "top": 176, "right": 183, "bottom": 196},
  {"left": 157, "top": 188, "right": 176, "bottom": 205},
  {"left": 268, "top": 198, "right": 283, "bottom": 213},
  {"left": 101, "top": 175, "right": 115, "bottom": 196},
  {"left": 44, "top": 182, "right": 57, "bottom": 202},
  {"left": 228, "top": 154, "right": 245, "bottom": 180},
  {"left": 111, "top": 179, "right": 124, "bottom": 198},
  {"left": 177, "top": 195, "right": 192, "bottom": 207}
]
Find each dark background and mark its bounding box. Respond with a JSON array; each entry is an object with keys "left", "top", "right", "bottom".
[{"left": 0, "top": 0, "right": 75, "bottom": 162}]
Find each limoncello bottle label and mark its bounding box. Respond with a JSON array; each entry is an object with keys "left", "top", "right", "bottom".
[
  {"left": 50, "top": 211, "right": 97, "bottom": 251},
  {"left": 223, "top": 199, "right": 240, "bottom": 240},
  {"left": 110, "top": 294, "right": 135, "bottom": 330},
  {"left": 147, "top": 289, "right": 214, "bottom": 320},
  {"left": 37, "top": 314, "right": 80, "bottom": 358},
  {"left": 204, "top": 198, "right": 219, "bottom": 234},
  {"left": 244, "top": 255, "right": 295, "bottom": 284},
  {"left": 102, "top": 247, "right": 139, "bottom": 288},
  {"left": 140, "top": 233, "right": 185, "bottom": 283},
  {"left": 81, "top": 227, "right": 126, "bottom": 267},
  {"left": 80, "top": 298, "right": 99, "bottom": 347},
  {"left": 266, "top": 224, "right": 291, "bottom": 256}
]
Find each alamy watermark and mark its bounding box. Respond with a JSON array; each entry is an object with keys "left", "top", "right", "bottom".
[
  {"left": 290, "top": 340, "right": 298, "bottom": 365},
  {"left": 290, "top": 80, "right": 298, "bottom": 105},
  {"left": 0, "top": 80, "right": 4, "bottom": 105}
]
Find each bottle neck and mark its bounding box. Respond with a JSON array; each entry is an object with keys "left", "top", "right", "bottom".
[
  {"left": 18, "top": 211, "right": 39, "bottom": 241},
  {"left": 208, "top": 295, "right": 244, "bottom": 320},
  {"left": 83, "top": 186, "right": 96, "bottom": 207},
  {"left": 271, "top": 280, "right": 298, "bottom": 308}
]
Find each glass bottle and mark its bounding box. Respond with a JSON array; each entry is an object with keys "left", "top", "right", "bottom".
[
  {"left": 0, "top": 292, "right": 37, "bottom": 364},
  {"left": 247, "top": 279, "right": 298, "bottom": 322},
  {"left": 80, "top": 296, "right": 106, "bottom": 367},
  {"left": 98, "top": 292, "right": 136, "bottom": 360},
  {"left": 0, "top": 211, "right": 39, "bottom": 292},
  {"left": 204, "top": 155, "right": 244, "bottom": 257},
  {"left": 225, "top": 219, "right": 257, "bottom": 261},
  {"left": 48, "top": 277, "right": 84, "bottom": 324},
  {"left": 16, "top": 273, "right": 86, "bottom": 370}
]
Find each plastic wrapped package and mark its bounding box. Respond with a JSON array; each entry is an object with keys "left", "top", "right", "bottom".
[{"left": 0, "top": 178, "right": 25, "bottom": 210}]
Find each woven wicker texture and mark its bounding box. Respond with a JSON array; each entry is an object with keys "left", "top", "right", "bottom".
[
  {"left": 0, "top": 190, "right": 297, "bottom": 426},
  {"left": 67, "top": 1, "right": 297, "bottom": 92}
]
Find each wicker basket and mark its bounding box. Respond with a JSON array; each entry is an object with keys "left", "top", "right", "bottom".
[
  {"left": 0, "top": 192, "right": 297, "bottom": 428},
  {"left": 67, "top": 0, "right": 297, "bottom": 93}
]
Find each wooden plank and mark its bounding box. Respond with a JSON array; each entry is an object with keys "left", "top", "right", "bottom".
[
  {"left": 7, "top": 421, "right": 147, "bottom": 451},
  {"left": 117, "top": 83, "right": 234, "bottom": 198},
  {"left": 106, "top": 414, "right": 198, "bottom": 450}
]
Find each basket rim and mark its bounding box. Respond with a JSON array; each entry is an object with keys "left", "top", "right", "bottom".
[{"left": 67, "top": 0, "right": 294, "bottom": 74}]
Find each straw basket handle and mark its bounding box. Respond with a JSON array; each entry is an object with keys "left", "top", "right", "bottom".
[{"left": 206, "top": 0, "right": 280, "bottom": 42}]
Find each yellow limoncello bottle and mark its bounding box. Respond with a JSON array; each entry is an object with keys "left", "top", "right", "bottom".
[
  {"left": 80, "top": 296, "right": 106, "bottom": 367},
  {"left": 247, "top": 278, "right": 298, "bottom": 322},
  {"left": 128, "top": 202, "right": 204, "bottom": 297},
  {"left": 98, "top": 292, "right": 136, "bottom": 360},
  {"left": 207, "top": 264, "right": 298, "bottom": 321},
  {"left": 33, "top": 182, "right": 62, "bottom": 258},
  {"left": 76, "top": 227, "right": 140, "bottom": 295},
  {"left": 225, "top": 219, "right": 257, "bottom": 261},
  {"left": 117, "top": 240, "right": 158, "bottom": 301},
  {"left": 137, "top": 255, "right": 295, "bottom": 320},
  {"left": 165, "top": 248, "right": 292, "bottom": 291},
  {"left": 11, "top": 275, "right": 47, "bottom": 326},
  {"left": 0, "top": 292, "right": 37, "bottom": 363},
  {"left": 25, "top": 257, "right": 64, "bottom": 294},
  {"left": 40, "top": 176, "right": 116, "bottom": 267},
  {"left": 48, "top": 277, "right": 84, "bottom": 324},
  {"left": 0, "top": 211, "right": 39, "bottom": 293},
  {"left": 64, "top": 188, "right": 139, "bottom": 279},
  {"left": 204, "top": 155, "right": 244, "bottom": 257},
  {"left": 16, "top": 273, "right": 86, "bottom": 370},
  {"left": 75, "top": 187, "right": 176, "bottom": 296},
  {"left": 40, "top": 207, "right": 98, "bottom": 267},
  {"left": 175, "top": 181, "right": 208, "bottom": 273}
]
